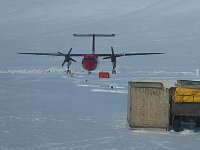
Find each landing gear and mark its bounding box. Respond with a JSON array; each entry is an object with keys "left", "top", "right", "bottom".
[
  {"left": 59, "top": 48, "right": 76, "bottom": 75},
  {"left": 103, "top": 47, "right": 118, "bottom": 74},
  {"left": 66, "top": 62, "right": 72, "bottom": 74},
  {"left": 66, "top": 69, "right": 72, "bottom": 74},
  {"left": 112, "top": 69, "right": 116, "bottom": 74},
  {"left": 111, "top": 61, "right": 116, "bottom": 74}
]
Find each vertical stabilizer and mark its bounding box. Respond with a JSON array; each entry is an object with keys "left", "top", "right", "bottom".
[{"left": 73, "top": 34, "right": 115, "bottom": 54}]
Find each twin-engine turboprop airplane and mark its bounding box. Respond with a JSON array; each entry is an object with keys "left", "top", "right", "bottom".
[{"left": 18, "top": 34, "right": 164, "bottom": 74}]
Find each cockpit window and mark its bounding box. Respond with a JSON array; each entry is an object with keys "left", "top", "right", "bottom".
[
  {"left": 82, "top": 57, "right": 97, "bottom": 64},
  {"left": 86, "top": 57, "right": 95, "bottom": 60}
]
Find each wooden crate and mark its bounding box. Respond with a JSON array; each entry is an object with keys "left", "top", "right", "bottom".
[{"left": 127, "top": 81, "right": 170, "bottom": 130}]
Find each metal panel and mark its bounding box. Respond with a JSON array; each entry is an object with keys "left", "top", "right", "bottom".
[
  {"left": 177, "top": 80, "right": 200, "bottom": 89},
  {"left": 130, "top": 82, "right": 163, "bottom": 88},
  {"left": 128, "top": 81, "right": 169, "bottom": 130},
  {"left": 172, "top": 101, "right": 200, "bottom": 116}
]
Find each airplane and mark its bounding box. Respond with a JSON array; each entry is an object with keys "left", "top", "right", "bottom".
[{"left": 18, "top": 34, "right": 164, "bottom": 74}]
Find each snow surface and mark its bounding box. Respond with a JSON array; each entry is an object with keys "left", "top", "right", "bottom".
[{"left": 1, "top": 0, "right": 200, "bottom": 149}]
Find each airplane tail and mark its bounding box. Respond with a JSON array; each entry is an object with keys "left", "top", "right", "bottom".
[{"left": 73, "top": 34, "right": 115, "bottom": 54}]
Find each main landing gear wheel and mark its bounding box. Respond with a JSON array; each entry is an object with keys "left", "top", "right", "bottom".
[
  {"left": 103, "top": 47, "right": 117, "bottom": 74},
  {"left": 66, "top": 69, "right": 72, "bottom": 74},
  {"left": 112, "top": 70, "right": 116, "bottom": 74}
]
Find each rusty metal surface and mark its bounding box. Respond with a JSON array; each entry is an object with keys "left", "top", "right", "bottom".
[
  {"left": 172, "top": 101, "right": 200, "bottom": 116},
  {"left": 128, "top": 81, "right": 170, "bottom": 129},
  {"left": 129, "top": 82, "right": 163, "bottom": 89}
]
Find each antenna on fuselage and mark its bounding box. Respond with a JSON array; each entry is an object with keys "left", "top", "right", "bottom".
[{"left": 73, "top": 34, "right": 115, "bottom": 54}]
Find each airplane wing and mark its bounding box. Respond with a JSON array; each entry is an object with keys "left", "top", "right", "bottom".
[
  {"left": 18, "top": 50, "right": 165, "bottom": 74},
  {"left": 98, "top": 52, "right": 164, "bottom": 57},
  {"left": 18, "top": 49, "right": 84, "bottom": 68},
  {"left": 98, "top": 52, "right": 164, "bottom": 56},
  {"left": 123, "top": 52, "right": 164, "bottom": 56},
  {"left": 18, "top": 50, "right": 84, "bottom": 68},
  {"left": 18, "top": 52, "right": 164, "bottom": 57},
  {"left": 18, "top": 52, "right": 84, "bottom": 57},
  {"left": 97, "top": 52, "right": 164, "bottom": 60}
]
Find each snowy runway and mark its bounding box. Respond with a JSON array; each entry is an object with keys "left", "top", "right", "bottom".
[{"left": 1, "top": 69, "right": 200, "bottom": 149}]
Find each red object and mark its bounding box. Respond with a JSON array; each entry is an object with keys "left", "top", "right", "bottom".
[
  {"left": 82, "top": 54, "right": 98, "bottom": 71},
  {"left": 99, "top": 72, "right": 110, "bottom": 78}
]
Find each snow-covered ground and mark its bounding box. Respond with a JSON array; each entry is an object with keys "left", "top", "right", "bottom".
[
  {"left": 1, "top": 0, "right": 200, "bottom": 149},
  {"left": 1, "top": 69, "right": 200, "bottom": 150}
]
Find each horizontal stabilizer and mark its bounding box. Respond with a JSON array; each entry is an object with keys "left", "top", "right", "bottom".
[{"left": 73, "top": 34, "right": 115, "bottom": 37}]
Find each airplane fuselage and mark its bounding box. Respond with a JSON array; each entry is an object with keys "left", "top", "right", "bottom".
[{"left": 82, "top": 54, "right": 98, "bottom": 71}]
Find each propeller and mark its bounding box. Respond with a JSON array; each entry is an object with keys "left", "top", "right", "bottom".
[
  {"left": 103, "top": 46, "right": 117, "bottom": 74},
  {"left": 57, "top": 48, "right": 76, "bottom": 72},
  {"left": 103, "top": 46, "right": 116, "bottom": 61}
]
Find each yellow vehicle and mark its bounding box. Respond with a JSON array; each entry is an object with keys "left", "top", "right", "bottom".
[{"left": 170, "top": 80, "right": 200, "bottom": 132}]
